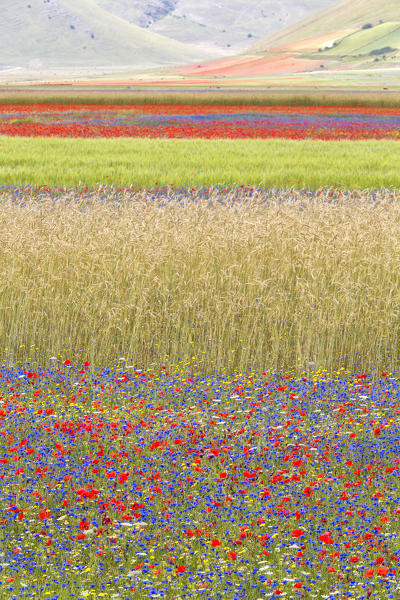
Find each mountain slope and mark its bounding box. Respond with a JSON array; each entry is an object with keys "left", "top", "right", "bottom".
[
  {"left": 94, "top": 0, "right": 339, "bottom": 53},
  {"left": 250, "top": 0, "right": 400, "bottom": 51},
  {"left": 1, "top": 0, "right": 213, "bottom": 70}
]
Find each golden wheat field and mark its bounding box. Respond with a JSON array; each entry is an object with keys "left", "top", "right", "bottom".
[{"left": 1, "top": 186, "right": 399, "bottom": 380}]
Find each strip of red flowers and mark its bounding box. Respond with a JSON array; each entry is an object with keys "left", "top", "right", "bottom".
[{"left": 1, "top": 104, "right": 399, "bottom": 140}]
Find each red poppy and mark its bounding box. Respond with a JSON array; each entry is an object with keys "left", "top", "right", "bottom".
[
  {"left": 211, "top": 539, "right": 221, "bottom": 547},
  {"left": 319, "top": 532, "right": 334, "bottom": 544},
  {"left": 292, "top": 529, "right": 305, "bottom": 538},
  {"left": 176, "top": 565, "right": 186, "bottom": 574},
  {"left": 183, "top": 529, "right": 195, "bottom": 537},
  {"left": 364, "top": 568, "right": 375, "bottom": 578},
  {"left": 79, "top": 519, "right": 90, "bottom": 531}
]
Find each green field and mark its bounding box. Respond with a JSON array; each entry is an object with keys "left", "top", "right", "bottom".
[
  {"left": 1, "top": 136, "right": 400, "bottom": 189},
  {"left": 322, "top": 21, "right": 400, "bottom": 56}
]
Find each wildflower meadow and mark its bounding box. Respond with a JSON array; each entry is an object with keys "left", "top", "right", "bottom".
[
  {"left": 1, "top": 103, "right": 400, "bottom": 139},
  {"left": 0, "top": 92, "right": 399, "bottom": 600}
]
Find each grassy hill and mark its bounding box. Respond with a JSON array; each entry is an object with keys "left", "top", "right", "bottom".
[
  {"left": 251, "top": 0, "right": 400, "bottom": 51},
  {"left": 0, "top": 0, "right": 214, "bottom": 71},
  {"left": 320, "top": 21, "right": 400, "bottom": 58}
]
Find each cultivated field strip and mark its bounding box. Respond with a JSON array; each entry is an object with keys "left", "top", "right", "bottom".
[
  {"left": 2, "top": 90, "right": 400, "bottom": 107},
  {"left": 1, "top": 137, "right": 400, "bottom": 188},
  {"left": 1, "top": 186, "right": 400, "bottom": 380}
]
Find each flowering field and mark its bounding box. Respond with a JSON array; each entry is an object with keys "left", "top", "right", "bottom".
[
  {"left": 1, "top": 104, "right": 400, "bottom": 140},
  {"left": 0, "top": 90, "right": 400, "bottom": 599},
  {"left": 0, "top": 359, "right": 399, "bottom": 600}
]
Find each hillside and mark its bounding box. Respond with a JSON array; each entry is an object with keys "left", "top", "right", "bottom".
[
  {"left": 174, "top": 0, "right": 400, "bottom": 83},
  {"left": 0, "top": 0, "right": 214, "bottom": 71},
  {"left": 95, "top": 0, "right": 338, "bottom": 53},
  {"left": 250, "top": 0, "right": 400, "bottom": 51}
]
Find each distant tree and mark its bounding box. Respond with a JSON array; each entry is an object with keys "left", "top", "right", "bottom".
[
  {"left": 370, "top": 47, "right": 395, "bottom": 56},
  {"left": 362, "top": 23, "right": 372, "bottom": 29}
]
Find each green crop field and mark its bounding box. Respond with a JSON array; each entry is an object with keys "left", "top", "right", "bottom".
[{"left": 1, "top": 136, "right": 400, "bottom": 189}]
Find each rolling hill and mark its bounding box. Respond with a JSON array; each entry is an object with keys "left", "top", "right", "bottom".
[{"left": 0, "top": 0, "right": 215, "bottom": 71}]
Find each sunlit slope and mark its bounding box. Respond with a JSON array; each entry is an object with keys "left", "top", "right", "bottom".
[
  {"left": 1, "top": 0, "right": 211, "bottom": 69},
  {"left": 251, "top": 0, "right": 400, "bottom": 51},
  {"left": 320, "top": 22, "right": 400, "bottom": 58}
]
